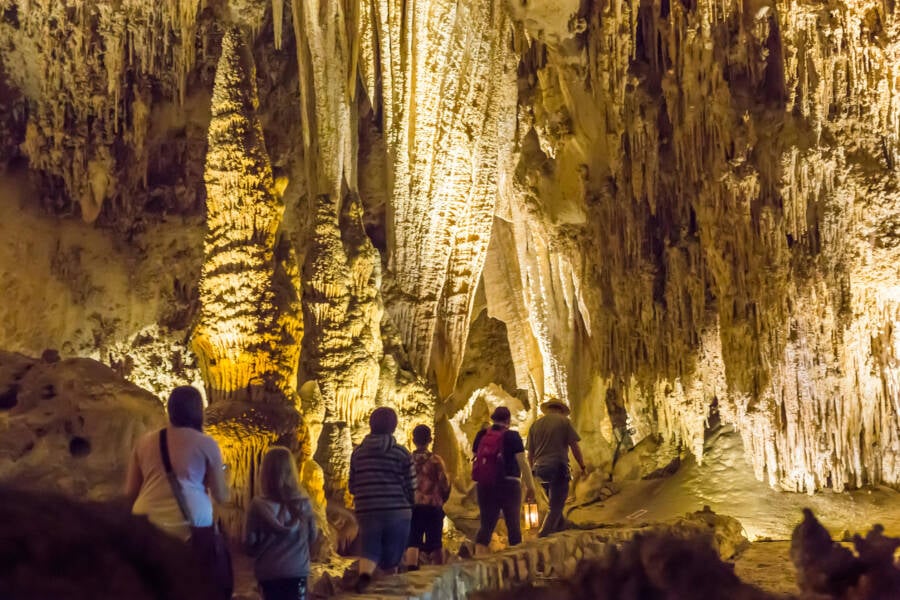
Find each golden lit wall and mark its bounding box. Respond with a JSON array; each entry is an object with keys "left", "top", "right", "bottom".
[{"left": 2, "top": 0, "right": 900, "bottom": 496}]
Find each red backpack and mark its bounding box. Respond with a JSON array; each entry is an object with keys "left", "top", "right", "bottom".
[{"left": 472, "top": 428, "right": 505, "bottom": 484}]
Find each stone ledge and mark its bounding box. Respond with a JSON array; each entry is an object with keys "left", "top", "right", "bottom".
[{"left": 334, "top": 510, "right": 747, "bottom": 600}]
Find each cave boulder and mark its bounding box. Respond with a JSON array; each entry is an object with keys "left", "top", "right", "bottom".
[{"left": 0, "top": 351, "right": 165, "bottom": 499}]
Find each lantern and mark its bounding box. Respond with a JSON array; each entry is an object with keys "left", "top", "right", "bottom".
[{"left": 523, "top": 500, "right": 540, "bottom": 530}]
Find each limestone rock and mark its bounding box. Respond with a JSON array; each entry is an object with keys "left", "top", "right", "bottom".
[
  {"left": 360, "top": 0, "right": 518, "bottom": 397},
  {"left": 612, "top": 436, "right": 681, "bottom": 482},
  {"left": 4, "top": 0, "right": 900, "bottom": 500},
  {"left": 192, "top": 25, "right": 297, "bottom": 404},
  {"left": 0, "top": 352, "right": 165, "bottom": 500},
  {"left": 0, "top": 487, "right": 219, "bottom": 600}
]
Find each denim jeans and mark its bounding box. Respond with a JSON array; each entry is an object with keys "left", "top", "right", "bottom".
[
  {"left": 534, "top": 463, "right": 569, "bottom": 537},
  {"left": 357, "top": 510, "right": 412, "bottom": 570}
]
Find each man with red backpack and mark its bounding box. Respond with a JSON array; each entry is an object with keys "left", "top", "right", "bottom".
[{"left": 471, "top": 406, "right": 537, "bottom": 556}]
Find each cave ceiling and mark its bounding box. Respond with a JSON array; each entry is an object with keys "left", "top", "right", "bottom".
[{"left": 1, "top": 0, "right": 900, "bottom": 495}]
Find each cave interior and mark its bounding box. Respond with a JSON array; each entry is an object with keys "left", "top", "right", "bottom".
[{"left": 1, "top": 0, "right": 900, "bottom": 596}]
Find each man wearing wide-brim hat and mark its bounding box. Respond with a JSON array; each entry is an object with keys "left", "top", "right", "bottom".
[{"left": 527, "top": 397, "right": 586, "bottom": 537}]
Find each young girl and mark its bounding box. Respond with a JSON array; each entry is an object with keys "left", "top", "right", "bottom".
[{"left": 244, "top": 447, "right": 317, "bottom": 600}]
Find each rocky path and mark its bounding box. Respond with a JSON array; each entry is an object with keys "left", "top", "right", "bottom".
[{"left": 732, "top": 542, "right": 798, "bottom": 597}]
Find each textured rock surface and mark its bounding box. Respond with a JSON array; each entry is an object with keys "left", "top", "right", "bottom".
[
  {"left": 0, "top": 351, "right": 165, "bottom": 499},
  {"left": 791, "top": 509, "right": 900, "bottom": 598},
  {"left": 0, "top": 174, "right": 204, "bottom": 399},
  {"left": 327, "top": 510, "right": 750, "bottom": 599},
  {"left": 504, "top": 0, "right": 900, "bottom": 494},
  {"left": 358, "top": 0, "right": 518, "bottom": 398},
  {"left": 192, "top": 26, "right": 298, "bottom": 404},
  {"left": 2, "top": 0, "right": 900, "bottom": 498}
]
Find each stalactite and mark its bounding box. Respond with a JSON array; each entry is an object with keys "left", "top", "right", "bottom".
[
  {"left": 508, "top": 0, "right": 900, "bottom": 494},
  {"left": 290, "top": 0, "right": 356, "bottom": 202},
  {"left": 272, "top": 0, "right": 284, "bottom": 49},
  {"left": 4, "top": 0, "right": 900, "bottom": 497},
  {"left": 1, "top": 0, "right": 205, "bottom": 221},
  {"left": 360, "top": 0, "right": 516, "bottom": 398}
]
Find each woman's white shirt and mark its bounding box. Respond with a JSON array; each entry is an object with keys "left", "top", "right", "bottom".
[{"left": 130, "top": 426, "right": 224, "bottom": 540}]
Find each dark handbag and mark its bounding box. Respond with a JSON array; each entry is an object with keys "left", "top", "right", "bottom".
[{"left": 160, "top": 429, "right": 234, "bottom": 600}]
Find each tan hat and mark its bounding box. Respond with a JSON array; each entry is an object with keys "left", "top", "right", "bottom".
[{"left": 540, "top": 398, "right": 571, "bottom": 415}]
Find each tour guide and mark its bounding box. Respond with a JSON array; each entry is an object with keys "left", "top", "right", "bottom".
[{"left": 527, "top": 398, "right": 586, "bottom": 537}]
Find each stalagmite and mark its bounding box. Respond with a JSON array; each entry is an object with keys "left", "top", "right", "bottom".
[
  {"left": 192, "top": 26, "right": 295, "bottom": 405},
  {"left": 300, "top": 195, "right": 380, "bottom": 500},
  {"left": 4, "top": 0, "right": 900, "bottom": 507},
  {"left": 191, "top": 26, "right": 303, "bottom": 532}
]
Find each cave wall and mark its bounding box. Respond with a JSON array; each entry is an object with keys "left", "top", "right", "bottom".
[
  {"left": 0, "top": 0, "right": 899, "bottom": 496},
  {"left": 506, "top": 0, "right": 900, "bottom": 492}
]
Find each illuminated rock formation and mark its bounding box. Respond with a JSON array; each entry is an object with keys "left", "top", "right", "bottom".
[
  {"left": 502, "top": 0, "right": 900, "bottom": 493},
  {"left": 3, "top": 0, "right": 900, "bottom": 503},
  {"left": 300, "top": 191, "right": 435, "bottom": 501},
  {"left": 292, "top": 0, "right": 438, "bottom": 503},
  {"left": 301, "top": 194, "right": 380, "bottom": 500},
  {"left": 359, "top": 0, "right": 518, "bottom": 397},
  {"left": 192, "top": 26, "right": 304, "bottom": 532},
  {"left": 0, "top": 0, "right": 204, "bottom": 222},
  {"left": 192, "top": 25, "right": 298, "bottom": 405},
  {"left": 0, "top": 351, "right": 165, "bottom": 499}
]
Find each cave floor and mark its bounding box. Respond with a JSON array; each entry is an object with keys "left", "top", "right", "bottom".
[
  {"left": 234, "top": 429, "right": 900, "bottom": 599},
  {"left": 731, "top": 541, "right": 797, "bottom": 597},
  {"left": 567, "top": 429, "right": 900, "bottom": 542},
  {"left": 563, "top": 428, "right": 900, "bottom": 596}
]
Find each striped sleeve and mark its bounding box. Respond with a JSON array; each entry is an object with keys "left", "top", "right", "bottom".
[{"left": 349, "top": 445, "right": 415, "bottom": 513}]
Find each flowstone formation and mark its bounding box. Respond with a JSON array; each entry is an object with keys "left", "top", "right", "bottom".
[
  {"left": 2, "top": 0, "right": 900, "bottom": 508},
  {"left": 358, "top": 0, "right": 518, "bottom": 399},
  {"left": 502, "top": 0, "right": 900, "bottom": 493}
]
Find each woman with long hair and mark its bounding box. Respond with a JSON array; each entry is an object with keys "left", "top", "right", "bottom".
[
  {"left": 244, "top": 446, "right": 317, "bottom": 600},
  {"left": 125, "top": 385, "right": 232, "bottom": 598},
  {"left": 125, "top": 385, "right": 229, "bottom": 540}
]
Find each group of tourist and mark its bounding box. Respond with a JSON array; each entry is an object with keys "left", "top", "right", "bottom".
[
  {"left": 471, "top": 399, "right": 586, "bottom": 555},
  {"left": 124, "top": 386, "right": 584, "bottom": 600}
]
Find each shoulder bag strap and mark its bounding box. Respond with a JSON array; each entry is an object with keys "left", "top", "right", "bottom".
[{"left": 159, "top": 428, "right": 194, "bottom": 524}]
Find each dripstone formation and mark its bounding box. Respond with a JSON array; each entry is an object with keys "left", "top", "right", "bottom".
[{"left": 1, "top": 0, "right": 899, "bottom": 510}]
